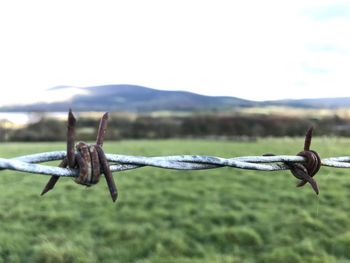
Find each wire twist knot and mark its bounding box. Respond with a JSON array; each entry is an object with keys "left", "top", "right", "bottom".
[
  {"left": 41, "top": 110, "right": 118, "bottom": 202},
  {"left": 288, "top": 127, "right": 321, "bottom": 194}
]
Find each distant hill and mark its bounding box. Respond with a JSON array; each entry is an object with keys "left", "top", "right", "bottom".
[
  {"left": 1, "top": 84, "right": 349, "bottom": 112},
  {"left": 0, "top": 85, "right": 257, "bottom": 112},
  {"left": 265, "top": 97, "right": 350, "bottom": 109}
]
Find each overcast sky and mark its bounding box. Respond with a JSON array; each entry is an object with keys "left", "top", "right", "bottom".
[{"left": 0, "top": 0, "right": 349, "bottom": 106}]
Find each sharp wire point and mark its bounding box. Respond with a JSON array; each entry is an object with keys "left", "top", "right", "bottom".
[
  {"left": 304, "top": 126, "right": 314, "bottom": 151},
  {"left": 112, "top": 192, "right": 118, "bottom": 202}
]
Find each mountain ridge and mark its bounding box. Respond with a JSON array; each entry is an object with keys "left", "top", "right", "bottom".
[{"left": 1, "top": 84, "right": 349, "bottom": 112}]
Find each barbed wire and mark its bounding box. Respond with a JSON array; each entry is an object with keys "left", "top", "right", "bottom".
[
  {"left": 0, "top": 151, "right": 349, "bottom": 177},
  {"left": 1, "top": 110, "right": 348, "bottom": 201}
]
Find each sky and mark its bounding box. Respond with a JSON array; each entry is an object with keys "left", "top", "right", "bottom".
[{"left": 0, "top": 0, "right": 349, "bottom": 106}]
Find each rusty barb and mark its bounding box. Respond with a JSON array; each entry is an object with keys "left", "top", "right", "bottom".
[
  {"left": 41, "top": 109, "right": 118, "bottom": 202},
  {"left": 1, "top": 110, "right": 350, "bottom": 202},
  {"left": 264, "top": 127, "right": 321, "bottom": 194}
]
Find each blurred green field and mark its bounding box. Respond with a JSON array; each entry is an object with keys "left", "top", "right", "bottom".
[{"left": 1, "top": 138, "right": 350, "bottom": 263}]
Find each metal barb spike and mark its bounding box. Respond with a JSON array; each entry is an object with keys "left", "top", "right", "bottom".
[
  {"left": 95, "top": 145, "right": 118, "bottom": 202},
  {"left": 67, "top": 109, "right": 77, "bottom": 168},
  {"left": 96, "top": 112, "right": 109, "bottom": 147},
  {"left": 41, "top": 158, "right": 68, "bottom": 195},
  {"left": 304, "top": 127, "right": 313, "bottom": 151},
  {"left": 41, "top": 110, "right": 76, "bottom": 195}
]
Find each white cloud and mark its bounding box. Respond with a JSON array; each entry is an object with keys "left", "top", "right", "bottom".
[{"left": 0, "top": 0, "right": 349, "bottom": 105}]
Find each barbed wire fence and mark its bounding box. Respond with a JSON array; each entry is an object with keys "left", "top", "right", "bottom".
[
  {"left": 1, "top": 151, "right": 350, "bottom": 176},
  {"left": 1, "top": 110, "right": 350, "bottom": 201}
]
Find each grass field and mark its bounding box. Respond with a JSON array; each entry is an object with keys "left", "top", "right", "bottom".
[{"left": 1, "top": 138, "right": 350, "bottom": 263}]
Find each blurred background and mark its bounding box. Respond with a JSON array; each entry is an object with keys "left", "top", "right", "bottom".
[
  {"left": 0, "top": 0, "right": 350, "bottom": 262},
  {"left": 0, "top": 85, "right": 350, "bottom": 142},
  {"left": 1, "top": 84, "right": 350, "bottom": 142}
]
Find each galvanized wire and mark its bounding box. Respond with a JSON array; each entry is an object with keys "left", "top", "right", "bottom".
[{"left": 0, "top": 151, "right": 349, "bottom": 177}]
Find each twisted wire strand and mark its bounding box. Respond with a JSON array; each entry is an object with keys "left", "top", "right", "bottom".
[{"left": 0, "top": 151, "right": 349, "bottom": 177}]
